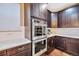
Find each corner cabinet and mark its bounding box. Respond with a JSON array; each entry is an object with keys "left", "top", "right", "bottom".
[
  {"left": 54, "top": 36, "right": 79, "bottom": 56},
  {"left": 47, "top": 12, "right": 58, "bottom": 28}
]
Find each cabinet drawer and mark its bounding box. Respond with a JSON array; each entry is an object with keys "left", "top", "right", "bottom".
[
  {"left": 0, "top": 50, "right": 6, "bottom": 56},
  {"left": 7, "top": 44, "right": 27, "bottom": 56},
  {"left": 14, "top": 50, "right": 28, "bottom": 56}
]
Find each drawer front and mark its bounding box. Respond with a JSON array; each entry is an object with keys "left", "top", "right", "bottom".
[
  {"left": 14, "top": 50, "right": 28, "bottom": 56},
  {"left": 7, "top": 44, "right": 27, "bottom": 56},
  {"left": 0, "top": 50, "right": 6, "bottom": 56}
]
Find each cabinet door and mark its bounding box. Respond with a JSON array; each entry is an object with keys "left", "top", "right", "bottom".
[
  {"left": 55, "top": 36, "right": 66, "bottom": 50},
  {"left": 76, "top": 40, "right": 79, "bottom": 55},
  {"left": 39, "top": 3, "right": 47, "bottom": 20},
  {"left": 58, "top": 6, "right": 79, "bottom": 28},
  {"left": 47, "top": 37, "right": 54, "bottom": 51},
  {"left": 7, "top": 43, "right": 31, "bottom": 56},
  {"left": 47, "top": 10, "right": 51, "bottom": 28},
  {"left": 51, "top": 13, "right": 58, "bottom": 28},
  {"left": 31, "top": 3, "right": 39, "bottom": 17},
  {"left": 66, "top": 38, "right": 79, "bottom": 55},
  {"left": 0, "top": 50, "right": 7, "bottom": 56}
]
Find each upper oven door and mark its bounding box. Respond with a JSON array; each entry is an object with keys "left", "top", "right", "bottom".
[{"left": 32, "top": 18, "right": 47, "bottom": 40}]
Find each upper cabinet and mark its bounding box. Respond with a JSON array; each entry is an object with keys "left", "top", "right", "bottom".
[
  {"left": 39, "top": 3, "right": 48, "bottom": 20},
  {"left": 47, "top": 10, "right": 51, "bottom": 28},
  {"left": 31, "top": 3, "right": 48, "bottom": 20},
  {"left": 31, "top": 3, "right": 39, "bottom": 18},
  {"left": 58, "top": 5, "right": 79, "bottom": 28},
  {"left": 47, "top": 12, "right": 58, "bottom": 28},
  {"left": 51, "top": 13, "right": 58, "bottom": 28}
]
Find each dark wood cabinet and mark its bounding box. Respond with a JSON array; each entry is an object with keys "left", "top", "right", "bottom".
[
  {"left": 51, "top": 13, "right": 58, "bottom": 28},
  {"left": 47, "top": 10, "right": 51, "bottom": 28},
  {"left": 44, "top": 37, "right": 55, "bottom": 54},
  {"left": 0, "top": 43, "right": 31, "bottom": 56},
  {"left": 54, "top": 36, "right": 79, "bottom": 55},
  {"left": 31, "top": 3, "right": 39, "bottom": 18},
  {"left": 39, "top": 4, "right": 48, "bottom": 20},
  {"left": 58, "top": 5, "right": 79, "bottom": 28},
  {"left": 47, "top": 12, "right": 58, "bottom": 28},
  {"left": 54, "top": 36, "right": 66, "bottom": 50},
  {"left": 31, "top": 3, "right": 48, "bottom": 20},
  {"left": 7, "top": 44, "right": 27, "bottom": 56},
  {"left": 15, "top": 50, "right": 28, "bottom": 56},
  {"left": 0, "top": 50, "right": 7, "bottom": 56},
  {"left": 65, "top": 38, "right": 79, "bottom": 55},
  {"left": 15, "top": 44, "right": 31, "bottom": 56},
  {"left": 47, "top": 37, "right": 54, "bottom": 52},
  {"left": 6, "top": 43, "right": 31, "bottom": 56},
  {"left": 26, "top": 43, "right": 32, "bottom": 56}
]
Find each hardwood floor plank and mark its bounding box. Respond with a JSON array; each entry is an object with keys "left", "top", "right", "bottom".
[{"left": 42, "top": 49, "right": 71, "bottom": 56}]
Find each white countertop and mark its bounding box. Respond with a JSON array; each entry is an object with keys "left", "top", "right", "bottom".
[
  {"left": 48, "top": 33, "right": 79, "bottom": 39},
  {"left": 56, "top": 34, "right": 79, "bottom": 39},
  {"left": 47, "top": 34, "right": 55, "bottom": 38},
  {"left": 0, "top": 38, "right": 31, "bottom": 51}
]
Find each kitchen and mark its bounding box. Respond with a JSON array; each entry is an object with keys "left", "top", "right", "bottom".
[{"left": 0, "top": 3, "right": 79, "bottom": 56}]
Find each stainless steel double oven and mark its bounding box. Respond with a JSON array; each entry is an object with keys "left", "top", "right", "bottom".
[{"left": 32, "top": 18, "right": 47, "bottom": 56}]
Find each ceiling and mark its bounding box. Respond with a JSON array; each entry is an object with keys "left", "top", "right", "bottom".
[{"left": 47, "top": 3, "right": 77, "bottom": 12}]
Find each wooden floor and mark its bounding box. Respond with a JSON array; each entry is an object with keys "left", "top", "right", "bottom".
[{"left": 42, "top": 49, "right": 71, "bottom": 56}]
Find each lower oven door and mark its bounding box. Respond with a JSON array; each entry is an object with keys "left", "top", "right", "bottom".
[{"left": 32, "top": 38, "right": 47, "bottom": 56}]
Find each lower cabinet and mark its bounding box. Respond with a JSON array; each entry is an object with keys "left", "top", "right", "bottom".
[
  {"left": 54, "top": 36, "right": 66, "bottom": 50},
  {"left": 66, "top": 38, "right": 79, "bottom": 55},
  {"left": 47, "top": 37, "right": 54, "bottom": 52},
  {"left": 0, "top": 43, "right": 31, "bottom": 56},
  {"left": 0, "top": 50, "right": 7, "bottom": 56},
  {"left": 54, "top": 36, "right": 79, "bottom": 56},
  {"left": 15, "top": 50, "right": 28, "bottom": 56}
]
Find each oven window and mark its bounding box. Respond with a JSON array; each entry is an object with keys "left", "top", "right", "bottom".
[
  {"left": 35, "top": 26, "right": 42, "bottom": 36},
  {"left": 35, "top": 40, "right": 46, "bottom": 54}
]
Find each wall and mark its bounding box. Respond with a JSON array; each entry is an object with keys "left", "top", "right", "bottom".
[
  {"left": 0, "top": 3, "right": 25, "bottom": 41},
  {"left": 0, "top": 3, "right": 20, "bottom": 29},
  {"left": 51, "top": 28, "right": 79, "bottom": 38}
]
